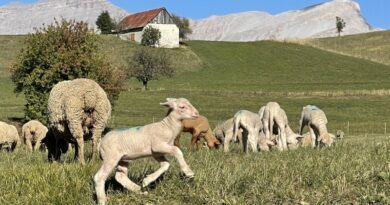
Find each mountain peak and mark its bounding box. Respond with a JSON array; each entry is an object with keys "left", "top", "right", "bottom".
[{"left": 189, "top": 0, "right": 372, "bottom": 41}]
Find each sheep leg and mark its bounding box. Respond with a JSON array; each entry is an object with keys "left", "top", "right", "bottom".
[
  {"left": 174, "top": 135, "right": 181, "bottom": 148},
  {"left": 262, "top": 118, "right": 271, "bottom": 140},
  {"left": 142, "top": 156, "right": 170, "bottom": 188},
  {"left": 223, "top": 131, "right": 233, "bottom": 152},
  {"left": 94, "top": 157, "right": 121, "bottom": 205},
  {"left": 154, "top": 144, "right": 194, "bottom": 177},
  {"left": 26, "top": 138, "right": 33, "bottom": 152},
  {"left": 279, "top": 125, "right": 288, "bottom": 150},
  {"left": 248, "top": 131, "right": 258, "bottom": 152},
  {"left": 276, "top": 127, "right": 284, "bottom": 151},
  {"left": 34, "top": 140, "right": 42, "bottom": 152},
  {"left": 309, "top": 126, "right": 316, "bottom": 148},
  {"left": 75, "top": 137, "right": 85, "bottom": 165},
  {"left": 115, "top": 161, "right": 141, "bottom": 191},
  {"left": 242, "top": 131, "right": 249, "bottom": 153},
  {"left": 91, "top": 127, "right": 104, "bottom": 160}
]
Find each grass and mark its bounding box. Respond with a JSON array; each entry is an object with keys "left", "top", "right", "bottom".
[
  {"left": 300, "top": 30, "right": 390, "bottom": 65},
  {"left": 0, "top": 35, "right": 390, "bottom": 204},
  {"left": 0, "top": 135, "right": 389, "bottom": 204}
]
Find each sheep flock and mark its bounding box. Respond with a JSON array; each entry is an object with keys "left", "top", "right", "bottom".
[{"left": 0, "top": 78, "right": 347, "bottom": 205}]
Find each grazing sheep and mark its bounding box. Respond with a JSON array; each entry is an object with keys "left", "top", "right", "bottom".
[
  {"left": 0, "top": 121, "right": 19, "bottom": 152},
  {"left": 22, "top": 120, "right": 48, "bottom": 152},
  {"left": 94, "top": 98, "right": 199, "bottom": 205},
  {"left": 213, "top": 118, "right": 243, "bottom": 145},
  {"left": 174, "top": 115, "right": 220, "bottom": 150},
  {"left": 232, "top": 110, "right": 262, "bottom": 153},
  {"left": 299, "top": 105, "right": 333, "bottom": 147},
  {"left": 260, "top": 102, "right": 291, "bottom": 151},
  {"left": 300, "top": 132, "right": 336, "bottom": 148},
  {"left": 47, "top": 78, "right": 111, "bottom": 165}
]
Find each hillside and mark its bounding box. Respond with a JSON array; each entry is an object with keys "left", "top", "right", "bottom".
[
  {"left": 1, "top": 35, "right": 390, "bottom": 133},
  {"left": 302, "top": 30, "right": 390, "bottom": 65},
  {"left": 0, "top": 36, "right": 389, "bottom": 204},
  {"left": 189, "top": 0, "right": 373, "bottom": 41}
]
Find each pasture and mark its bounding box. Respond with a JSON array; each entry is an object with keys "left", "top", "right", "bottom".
[{"left": 0, "top": 33, "right": 389, "bottom": 204}]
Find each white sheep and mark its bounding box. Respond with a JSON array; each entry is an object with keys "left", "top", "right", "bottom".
[
  {"left": 47, "top": 78, "right": 111, "bottom": 165},
  {"left": 299, "top": 105, "right": 333, "bottom": 147},
  {"left": 0, "top": 121, "right": 19, "bottom": 152},
  {"left": 22, "top": 120, "right": 48, "bottom": 152},
  {"left": 231, "top": 110, "right": 262, "bottom": 153},
  {"left": 260, "top": 102, "right": 291, "bottom": 151},
  {"left": 213, "top": 118, "right": 242, "bottom": 146},
  {"left": 94, "top": 98, "right": 199, "bottom": 205}
]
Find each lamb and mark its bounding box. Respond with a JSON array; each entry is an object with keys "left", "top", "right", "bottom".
[
  {"left": 260, "top": 102, "right": 291, "bottom": 151},
  {"left": 94, "top": 98, "right": 199, "bottom": 205},
  {"left": 231, "top": 110, "right": 262, "bottom": 153},
  {"left": 22, "top": 120, "right": 48, "bottom": 152},
  {"left": 213, "top": 118, "right": 243, "bottom": 146},
  {"left": 174, "top": 115, "right": 220, "bottom": 150},
  {"left": 0, "top": 121, "right": 19, "bottom": 152},
  {"left": 300, "top": 132, "right": 336, "bottom": 148},
  {"left": 298, "top": 105, "right": 333, "bottom": 147},
  {"left": 47, "top": 78, "right": 111, "bottom": 165}
]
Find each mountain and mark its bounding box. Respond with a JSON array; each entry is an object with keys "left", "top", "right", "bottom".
[
  {"left": 189, "top": 0, "right": 374, "bottom": 41},
  {"left": 0, "top": 0, "right": 129, "bottom": 35}
]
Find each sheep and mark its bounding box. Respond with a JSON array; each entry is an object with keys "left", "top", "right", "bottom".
[
  {"left": 300, "top": 132, "right": 336, "bottom": 148},
  {"left": 22, "top": 120, "right": 48, "bottom": 152},
  {"left": 232, "top": 110, "right": 262, "bottom": 153},
  {"left": 260, "top": 102, "right": 291, "bottom": 151},
  {"left": 174, "top": 115, "right": 220, "bottom": 150},
  {"left": 298, "top": 105, "right": 333, "bottom": 147},
  {"left": 47, "top": 78, "right": 111, "bottom": 165},
  {"left": 0, "top": 121, "right": 19, "bottom": 152},
  {"left": 213, "top": 118, "right": 243, "bottom": 146},
  {"left": 94, "top": 98, "right": 199, "bottom": 205}
]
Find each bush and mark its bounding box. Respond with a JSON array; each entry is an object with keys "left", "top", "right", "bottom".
[
  {"left": 11, "top": 19, "right": 126, "bottom": 123},
  {"left": 130, "top": 47, "right": 173, "bottom": 91},
  {"left": 141, "top": 26, "right": 161, "bottom": 47}
]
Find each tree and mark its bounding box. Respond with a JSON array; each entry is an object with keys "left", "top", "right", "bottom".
[
  {"left": 96, "top": 11, "right": 115, "bottom": 34},
  {"left": 172, "top": 14, "right": 192, "bottom": 40},
  {"left": 11, "top": 19, "right": 126, "bottom": 123},
  {"left": 141, "top": 26, "right": 161, "bottom": 47},
  {"left": 336, "top": 16, "right": 346, "bottom": 37},
  {"left": 130, "top": 47, "right": 173, "bottom": 91}
]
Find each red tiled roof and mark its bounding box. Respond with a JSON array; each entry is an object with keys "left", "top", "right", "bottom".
[{"left": 120, "top": 8, "right": 164, "bottom": 30}]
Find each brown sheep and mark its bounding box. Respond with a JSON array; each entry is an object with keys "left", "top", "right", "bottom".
[{"left": 174, "top": 115, "right": 220, "bottom": 150}]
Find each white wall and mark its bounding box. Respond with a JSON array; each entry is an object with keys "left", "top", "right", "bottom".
[{"left": 146, "top": 23, "right": 179, "bottom": 48}]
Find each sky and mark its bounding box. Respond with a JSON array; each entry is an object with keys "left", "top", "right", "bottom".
[{"left": 0, "top": 0, "right": 389, "bottom": 29}]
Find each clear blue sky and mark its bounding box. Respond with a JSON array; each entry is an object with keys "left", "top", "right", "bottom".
[{"left": 1, "top": 0, "right": 389, "bottom": 29}]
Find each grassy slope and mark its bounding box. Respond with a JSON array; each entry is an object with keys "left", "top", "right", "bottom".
[
  {"left": 303, "top": 30, "right": 390, "bottom": 65},
  {"left": 0, "top": 36, "right": 389, "bottom": 204}
]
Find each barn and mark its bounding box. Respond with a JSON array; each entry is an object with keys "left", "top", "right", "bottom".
[{"left": 118, "top": 7, "right": 179, "bottom": 48}]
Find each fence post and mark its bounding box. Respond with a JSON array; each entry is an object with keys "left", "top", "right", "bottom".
[
  {"left": 385, "top": 122, "right": 387, "bottom": 135},
  {"left": 347, "top": 121, "right": 350, "bottom": 135}
]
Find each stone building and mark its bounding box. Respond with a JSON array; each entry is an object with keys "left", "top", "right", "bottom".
[{"left": 118, "top": 7, "right": 179, "bottom": 48}]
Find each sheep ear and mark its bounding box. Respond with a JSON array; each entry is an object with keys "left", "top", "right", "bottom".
[
  {"left": 166, "top": 98, "right": 177, "bottom": 102},
  {"left": 160, "top": 99, "right": 176, "bottom": 108}
]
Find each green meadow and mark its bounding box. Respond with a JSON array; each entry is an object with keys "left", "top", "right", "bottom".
[{"left": 0, "top": 32, "right": 389, "bottom": 204}]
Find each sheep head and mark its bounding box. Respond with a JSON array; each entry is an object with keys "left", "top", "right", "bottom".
[{"left": 160, "top": 98, "right": 199, "bottom": 120}]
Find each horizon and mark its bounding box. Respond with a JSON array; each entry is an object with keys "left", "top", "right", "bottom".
[{"left": 0, "top": 0, "right": 389, "bottom": 29}]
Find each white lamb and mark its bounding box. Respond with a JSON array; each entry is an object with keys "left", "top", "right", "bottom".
[
  {"left": 260, "top": 102, "right": 291, "bottom": 151},
  {"left": 22, "top": 120, "right": 48, "bottom": 152},
  {"left": 94, "top": 98, "right": 199, "bottom": 205},
  {"left": 0, "top": 121, "right": 19, "bottom": 152},
  {"left": 232, "top": 110, "right": 262, "bottom": 153},
  {"left": 298, "top": 105, "right": 333, "bottom": 147}
]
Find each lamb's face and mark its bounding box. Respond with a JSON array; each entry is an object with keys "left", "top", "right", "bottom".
[{"left": 160, "top": 98, "right": 199, "bottom": 120}]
